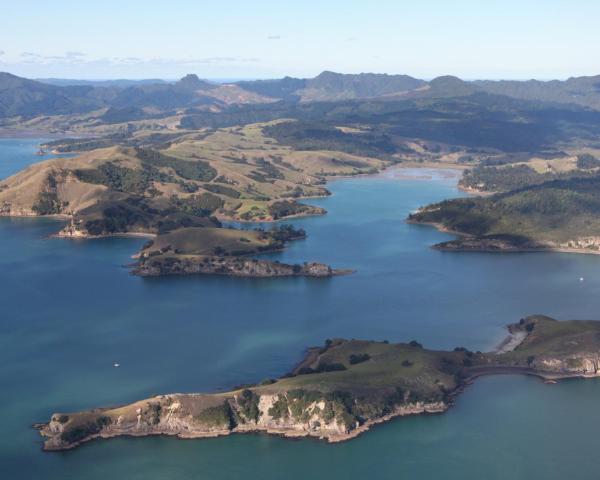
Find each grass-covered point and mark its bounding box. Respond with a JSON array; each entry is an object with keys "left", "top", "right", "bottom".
[
  {"left": 131, "top": 224, "right": 349, "bottom": 278},
  {"left": 139, "top": 224, "right": 305, "bottom": 258},
  {"left": 459, "top": 163, "right": 599, "bottom": 193}
]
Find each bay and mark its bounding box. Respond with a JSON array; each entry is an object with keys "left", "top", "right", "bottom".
[{"left": 1, "top": 139, "right": 599, "bottom": 479}]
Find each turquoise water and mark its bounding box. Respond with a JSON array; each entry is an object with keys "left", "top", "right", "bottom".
[{"left": 2, "top": 139, "right": 600, "bottom": 479}]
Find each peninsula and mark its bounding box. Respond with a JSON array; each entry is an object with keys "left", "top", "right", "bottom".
[
  {"left": 408, "top": 174, "right": 600, "bottom": 254},
  {"left": 38, "top": 315, "right": 600, "bottom": 450}
]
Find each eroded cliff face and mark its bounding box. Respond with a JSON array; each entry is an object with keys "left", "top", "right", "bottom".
[
  {"left": 132, "top": 255, "right": 348, "bottom": 278},
  {"left": 0, "top": 201, "right": 37, "bottom": 216},
  {"left": 556, "top": 236, "right": 600, "bottom": 252},
  {"left": 531, "top": 354, "right": 600, "bottom": 376},
  {"left": 38, "top": 389, "right": 447, "bottom": 451},
  {"left": 489, "top": 316, "right": 600, "bottom": 378},
  {"left": 56, "top": 219, "right": 90, "bottom": 238}
]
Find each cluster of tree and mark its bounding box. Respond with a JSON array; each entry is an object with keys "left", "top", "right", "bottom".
[
  {"left": 135, "top": 148, "right": 217, "bottom": 182},
  {"left": 296, "top": 362, "right": 347, "bottom": 376},
  {"left": 411, "top": 174, "right": 600, "bottom": 241},
  {"left": 196, "top": 402, "right": 235, "bottom": 429},
  {"left": 202, "top": 183, "right": 241, "bottom": 198},
  {"left": 576, "top": 153, "right": 600, "bottom": 169},
  {"left": 169, "top": 193, "right": 224, "bottom": 217},
  {"left": 263, "top": 121, "right": 396, "bottom": 158},
  {"left": 268, "top": 200, "right": 315, "bottom": 220},
  {"left": 75, "top": 161, "right": 170, "bottom": 194},
  {"left": 59, "top": 416, "right": 111, "bottom": 444},
  {"left": 460, "top": 164, "right": 596, "bottom": 193},
  {"left": 265, "top": 224, "right": 306, "bottom": 243},
  {"left": 349, "top": 353, "right": 371, "bottom": 365},
  {"left": 32, "top": 174, "right": 63, "bottom": 214},
  {"left": 237, "top": 389, "right": 260, "bottom": 422}
]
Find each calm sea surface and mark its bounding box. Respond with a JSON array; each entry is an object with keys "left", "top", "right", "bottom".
[{"left": 2, "top": 138, "right": 600, "bottom": 479}]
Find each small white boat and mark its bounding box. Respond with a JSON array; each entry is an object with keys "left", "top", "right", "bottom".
[{"left": 113, "top": 363, "right": 120, "bottom": 368}]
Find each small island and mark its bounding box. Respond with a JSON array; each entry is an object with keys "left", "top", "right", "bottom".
[
  {"left": 132, "top": 225, "right": 352, "bottom": 277},
  {"left": 38, "top": 315, "right": 600, "bottom": 450}
]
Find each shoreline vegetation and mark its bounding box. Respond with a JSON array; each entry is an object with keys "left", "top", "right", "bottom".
[
  {"left": 2, "top": 122, "right": 393, "bottom": 277},
  {"left": 407, "top": 155, "right": 600, "bottom": 255},
  {"left": 37, "top": 315, "right": 600, "bottom": 451},
  {"left": 6, "top": 70, "right": 600, "bottom": 458},
  {"left": 0, "top": 123, "right": 468, "bottom": 278},
  {"left": 407, "top": 219, "right": 600, "bottom": 256}
]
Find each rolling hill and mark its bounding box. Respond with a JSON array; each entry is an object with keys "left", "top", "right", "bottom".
[{"left": 5, "top": 70, "right": 600, "bottom": 122}]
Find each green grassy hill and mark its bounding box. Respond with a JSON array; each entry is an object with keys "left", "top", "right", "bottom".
[{"left": 410, "top": 174, "right": 600, "bottom": 249}]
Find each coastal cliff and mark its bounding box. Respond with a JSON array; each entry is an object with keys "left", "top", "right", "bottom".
[
  {"left": 39, "top": 391, "right": 446, "bottom": 451},
  {"left": 37, "top": 316, "right": 600, "bottom": 451}
]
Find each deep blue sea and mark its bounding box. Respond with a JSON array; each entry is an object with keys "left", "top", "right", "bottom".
[{"left": 2, "top": 138, "right": 600, "bottom": 479}]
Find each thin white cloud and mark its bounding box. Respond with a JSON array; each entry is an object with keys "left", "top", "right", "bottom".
[
  {"left": 267, "top": 35, "right": 281, "bottom": 40},
  {"left": 16, "top": 52, "right": 259, "bottom": 67},
  {"left": 122, "top": 56, "right": 260, "bottom": 66},
  {"left": 3, "top": 53, "right": 264, "bottom": 78},
  {"left": 19, "top": 51, "right": 88, "bottom": 64}
]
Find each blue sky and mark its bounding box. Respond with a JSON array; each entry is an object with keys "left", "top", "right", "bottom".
[{"left": 1, "top": 0, "right": 599, "bottom": 80}]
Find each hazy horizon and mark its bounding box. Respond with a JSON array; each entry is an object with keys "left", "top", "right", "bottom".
[
  {"left": 2, "top": 0, "right": 600, "bottom": 80},
  {"left": 10, "top": 73, "right": 600, "bottom": 83}
]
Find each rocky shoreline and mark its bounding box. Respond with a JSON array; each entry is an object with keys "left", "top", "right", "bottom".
[
  {"left": 37, "top": 358, "right": 598, "bottom": 452},
  {"left": 37, "top": 397, "right": 448, "bottom": 451},
  {"left": 9, "top": 214, "right": 349, "bottom": 278},
  {"left": 433, "top": 236, "right": 600, "bottom": 256},
  {"left": 408, "top": 219, "right": 600, "bottom": 256},
  {"left": 132, "top": 255, "right": 353, "bottom": 278},
  {"left": 36, "top": 316, "right": 600, "bottom": 451}
]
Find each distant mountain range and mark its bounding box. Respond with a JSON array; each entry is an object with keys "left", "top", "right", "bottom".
[
  {"left": 238, "top": 71, "right": 427, "bottom": 102},
  {"left": 2, "top": 70, "right": 600, "bottom": 119},
  {"left": 34, "top": 78, "right": 170, "bottom": 87}
]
